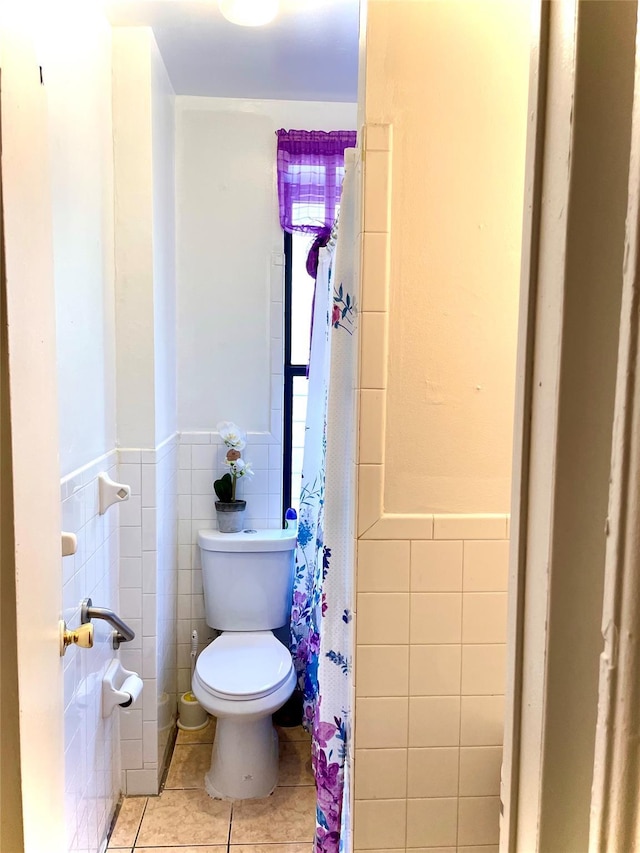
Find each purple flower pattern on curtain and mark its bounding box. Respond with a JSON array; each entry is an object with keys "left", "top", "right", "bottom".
[{"left": 289, "top": 150, "right": 359, "bottom": 853}]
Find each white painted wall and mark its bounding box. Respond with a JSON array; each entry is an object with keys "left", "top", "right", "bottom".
[
  {"left": 151, "top": 38, "right": 177, "bottom": 447},
  {"left": 41, "top": 4, "right": 122, "bottom": 851},
  {"left": 365, "top": 0, "right": 529, "bottom": 514},
  {"left": 113, "top": 27, "right": 178, "bottom": 450},
  {"left": 176, "top": 96, "right": 357, "bottom": 432},
  {"left": 112, "top": 28, "right": 179, "bottom": 796},
  {"left": 113, "top": 27, "right": 157, "bottom": 450},
  {"left": 48, "top": 6, "right": 116, "bottom": 477}
]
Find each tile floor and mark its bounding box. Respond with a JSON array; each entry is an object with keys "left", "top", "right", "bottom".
[{"left": 108, "top": 717, "right": 314, "bottom": 852}]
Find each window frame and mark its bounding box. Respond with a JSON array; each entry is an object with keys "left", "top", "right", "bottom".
[{"left": 282, "top": 230, "right": 308, "bottom": 519}]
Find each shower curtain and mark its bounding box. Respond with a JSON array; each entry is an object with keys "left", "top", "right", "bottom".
[{"left": 290, "top": 150, "right": 358, "bottom": 853}]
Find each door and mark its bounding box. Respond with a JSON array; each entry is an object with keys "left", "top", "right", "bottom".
[{"left": 0, "top": 12, "right": 66, "bottom": 853}]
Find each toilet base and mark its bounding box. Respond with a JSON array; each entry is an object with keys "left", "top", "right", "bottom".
[{"left": 205, "top": 715, "right": 279, "bottom": 800}]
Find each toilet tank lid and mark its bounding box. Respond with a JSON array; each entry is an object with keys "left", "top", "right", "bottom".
[{"left": 198, "top": 528, "right": 297, "bottom": 552}]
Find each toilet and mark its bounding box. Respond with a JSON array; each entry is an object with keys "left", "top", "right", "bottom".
[{"left": 192, "top": 528, "right": 297, "bottom": 800}]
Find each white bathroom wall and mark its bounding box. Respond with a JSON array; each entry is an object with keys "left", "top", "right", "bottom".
[
  {"left": 176, "top": 96, "right": 357, "bottom": 433},
  {"left": 112, "top": 27, "right": 179, "bottom": 796},
  {"left": 112, "top": 27, "right": 157, "bottom": 450},
  {"left": 45, "top": 5, "right": 122, "bottom": 852},
  {"left": 155, "top": 440, "right": 179, "bottom": 770},
  {"left": 48, "top": 4, "right": 116, "bottom": 478},
  {"left": 175, "top": 96, "right": 357, "bottom": 685},
  {"left": 118, "top": 438, "right": 178, "bottom": 795},
  {"left": 61, "top": 456, "right": 120, "bottom": 853},
  {"left": 151, "top": 38, "right": 178, "bottom": 448}
]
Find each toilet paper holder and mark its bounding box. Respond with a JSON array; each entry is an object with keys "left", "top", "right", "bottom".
[{"left": 102, "top": 659, "right": 144, "bottom": 718}]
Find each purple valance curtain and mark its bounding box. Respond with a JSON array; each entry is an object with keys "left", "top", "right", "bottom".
[{"left": 276, "top": 129, "right": 357, "bottom": 275}]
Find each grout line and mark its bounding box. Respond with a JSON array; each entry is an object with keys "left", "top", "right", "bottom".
[
  {"left": 456, "top": 545, "right": 465, "bottom": 851},
  {"left": 131, "top": 796, "right": 149, "bottom": 851},
  {"left": 404, "top": 540, "right": 412, "bottom": 851},
  {"left": 227, "top": 799, "right": 234, "bottom": 852}
]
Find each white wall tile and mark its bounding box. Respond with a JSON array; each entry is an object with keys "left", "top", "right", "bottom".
[
  {"left": 120, "top": 587, "right": 142, "bottom": 619},
  {"left": 191, "top": 444, "right": 217, "bottom": 470},
  {"left": 124, "top": 768, "right": 158, "bottom": 796},
  {"left": 141, "top": 464, "right": 157, "bottom": 508},
  {"left": 191, "top": 469, "right": 212, "bottom": 494},
  {"left": 120, "top": 494, "right": 142, "bottom": 527},
  {"left": 119, "top": 463, "right": 141, "bottom": 495},
  {"left": 142, "top": 516, "right": 156, "bottom": 555},
  {"left": 62, "top": 457, "right": 121, "bottom": 853},
  {"left": 120, "top": 709, "right": 142, "bottom": 741},
  {"left": 120, "top": 526, "right": 142, "bottom": 558},
  {"left": 142, "top": 551, "right": 157, "bottom": 593},
  {"left": 181, "top": 431, "right": 211, "bottom": 445}
]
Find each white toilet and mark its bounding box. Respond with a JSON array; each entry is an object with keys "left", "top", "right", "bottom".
[{"left": 192, "top": 528, "right": 297, "bottom": 800}]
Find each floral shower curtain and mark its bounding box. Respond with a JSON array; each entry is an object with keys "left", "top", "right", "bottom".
[{"left": 290, "top": 150, "right": 359, "bottom": 853}]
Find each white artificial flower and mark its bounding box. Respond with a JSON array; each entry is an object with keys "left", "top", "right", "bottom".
[
  {"left": 223, "top": 457, "right": 253, "bottom": 479},
  {"left": 216, "top": 420, "right": 247, "bottom": 450},
  {"left": 240, "top": 459, "right": 254, "bottom": 479}
]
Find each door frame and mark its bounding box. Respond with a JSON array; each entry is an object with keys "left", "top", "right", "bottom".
[
  {"left": 590, "top": 5, "right": 640, "bottom": 847},
  {"left": 502, "top": 1, "right": 639, "bottom": 849}
]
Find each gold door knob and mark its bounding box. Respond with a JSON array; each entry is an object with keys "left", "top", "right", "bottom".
[{"left": 59, "top": 621, "right": 94, "bottom": 656}]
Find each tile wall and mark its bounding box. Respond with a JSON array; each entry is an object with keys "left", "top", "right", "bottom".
[
  {"left": 61, "top": 452, "right": 121, "bottom": 853},
  {"left": 176, "top": 430, "right": 284, "bottom": 694},
  {"left": 118, "top": 435, "right": 178, "bottom": 795},
  {"left": 352, "top": 123, "right": 510, "bottom": 851},
  {"left": 353, "top": 518, "right": 509, "bottom": 852}
]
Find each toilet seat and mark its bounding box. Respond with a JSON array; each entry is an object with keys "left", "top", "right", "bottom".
[{"left": 195, "top": 631, "right": 293, "bottom": 701}]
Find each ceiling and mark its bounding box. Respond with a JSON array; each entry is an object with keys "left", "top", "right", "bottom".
[{"left": 106, "top": 0, "right": 360, "bottom": 102}]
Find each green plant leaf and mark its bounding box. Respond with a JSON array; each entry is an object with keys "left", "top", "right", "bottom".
[{"left": 213, "top": 472, "right": 233, "bottom": 502}]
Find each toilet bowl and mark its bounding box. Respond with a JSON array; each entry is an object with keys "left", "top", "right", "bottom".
[
  {"left": 192, "top": 631, "right": 296, "bottom": 799},
  {"left": 194, "top": 528, "right": 297, "bottom": 800}
]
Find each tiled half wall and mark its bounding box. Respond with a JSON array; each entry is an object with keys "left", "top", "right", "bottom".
[
  {"left": 118, "top": 435, "right": 179, "bottom": 796},
  {"left": 61, "top": 452, "right": 121, "bottom": 853},
  {"left": 353, "top": 515, "right": 509, "bottom": 852}
]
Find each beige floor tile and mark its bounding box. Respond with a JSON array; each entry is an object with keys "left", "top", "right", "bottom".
[
  {"left": 176, "top": 715, "right": 217, "bottom": 744},
  {"left": 230, "top": 785, "right": 316, "bottom": 844},
  {"left": 136, "top": 789, "right": 231, "bottom": 847},
  {"left": 229, "top": 842, "right": 313, "bottom": 853},
  {"left": 165, "top": 744, "right": 212, "bottom": 789},
  {"left": 136, "top": 848, "right": 226, "bottom": 853},
  {"left": 107, "top": 797, "right": 147, "bottom": 848},
  {"left": 230, "top": 847, "right": 312, "bottom": 853},
  {"left": 276, "top": 725, "right": 311, "bottom": 743},
  {"left": 136, "top": 848, "right": 226, "bottom": 852},
  {"left": 278, "top": 740, "right": 313, "bottom": 786}
]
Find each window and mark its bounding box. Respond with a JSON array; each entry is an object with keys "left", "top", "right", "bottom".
[
  {"left": 282, "top": 231, "right": 312, "bottom": 515},
  {"left": 276, "top": 129, "right": 357, "bottom": 516}
]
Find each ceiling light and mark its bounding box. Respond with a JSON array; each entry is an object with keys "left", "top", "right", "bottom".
[{"left": 218, "top": 0, "right": 279, "bottom": 26}]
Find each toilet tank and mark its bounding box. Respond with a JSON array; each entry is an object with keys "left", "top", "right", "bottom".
[{"left": 197, "top": 529, "right": 296, "bottom": 630}]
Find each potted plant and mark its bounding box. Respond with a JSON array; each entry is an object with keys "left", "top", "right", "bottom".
[{"left": 214, "top": 421, "right": 254, "bottom": 533}]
